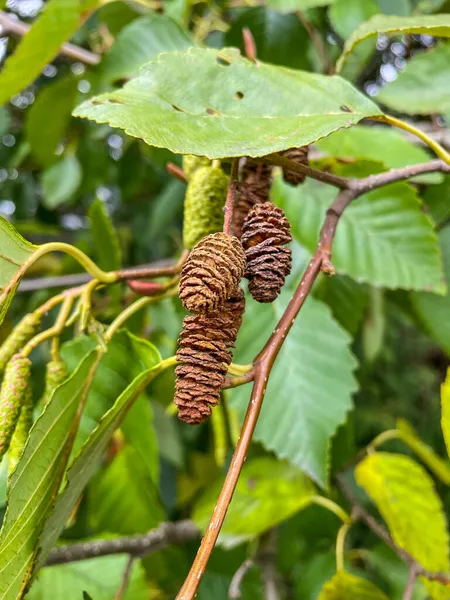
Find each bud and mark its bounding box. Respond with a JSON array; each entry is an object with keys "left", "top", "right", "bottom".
[
  {"left": 183, "top": 166, "right": 228, "bottom": 249},
  {"left": 0, "top": 313, "right": 40, "bottom": 372},
  {"left": 182, "top": 155, "right": 211, "bottom": 180},
  {"left": 0, "top": 354, "right": 31, "bottom": 462},
  {"left": 8, "top": 388, "right": 33, "bottom": 475}
]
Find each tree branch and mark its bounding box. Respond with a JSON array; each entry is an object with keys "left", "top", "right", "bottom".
[
  {"left": 46, "top": 520, "right": 199, "bottom": 566},
  {"left": 0, "top": 11, "right": 100, "bottom": 66},
  {"left": 223, "top": 158, "right": 239, "bottom": 235}
]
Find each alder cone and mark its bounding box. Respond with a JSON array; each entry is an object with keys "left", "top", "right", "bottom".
[
  {"left": 175, "top": 288, "right": 245, "bottom": 424},
  {"left": 242, "top": 202, "right": 292, "bottom": 303},
  {"left": 233, "top": 161, "right": 272, "bottom": 238},
  {"left": 179, "top": 232, "right": 246, "bottom": 314},
  {"left": 280, "top": 146, "right": 309, "bottom": 185}
]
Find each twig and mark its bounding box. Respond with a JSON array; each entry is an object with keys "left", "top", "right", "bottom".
[
  {"left": 263, "top": 153, "right": 350, "bottom": 189},
  {"left": 403, "top": 564, "right": 417, "bottom": 600},
  {"left": 223, "top": 158, "right": 239, "bottom": 235},
  {"left": 46, "top": 520, "right": 199, "bottom": 566},
  {"left": 114, "top": 556, "right": 135, "bottom": 600},
  {"left": 0, "top": 11, "right": 100, "bottom": 66},
  {"left": 116, "top": 250, "right": 189, "bottom": 281},
  {"left": 257, "top": 529, "right": 281, "bottom": 600},
  {"left": 296, "top": 11, "right": 331, "bottom": 74},
  {"left": 229, "top": 559, "right": 255, "bottom": 599},
  {"left": 167, "top": 162, "right": 188, "bottom": 183}
]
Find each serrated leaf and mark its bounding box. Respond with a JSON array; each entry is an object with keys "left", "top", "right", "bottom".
[
  {"left": 316, "top": 125, "right": 443, "bottom": 184},
  {"left": 193, "top": 457, "right": 315, "bottom": 547},
  {"left": 274, "top": 174, "right": 445, "bottom": 293},
  {"left": 318, "top": 570, "right": 389, "bottom": 599},
  {"left": 0, "top": 350, "right": 99, "bottom": 600},
  {"left": 0, "top": 217, "right": 38, "bottom": 326},
  {"left": 411, "top": 227, "right": 450, "bottom": 353},
  {"left": 34, "top": 349, "right": 163, "bottom": 573},
  {"left": 336, "top": 14, "right": 450, "bottom": 72},
  {"left": 73, "top": 47, "right": 383, "bottom": 159},
  {"left": 101, "top": 13, "right": 194, "bottom": 82},
  {"left": 41, "top": 154, "right": 82, "bottom": 209},
  {"left": 356, "top": 452, "right": 450, "bottom": 599},
  {"left": 441, "top": 369, "right": 450, "bottom": 458},
  {"left": 88, "top": 199, "right": 121, "bottom": 272},
  {"left": 231, "top": 292, "right": 358, "bottom": 487},
  {"left": 0, "top": 0, "right": 83, "bottom": 107},
  {"left": 267, "top": 0, "right": 336, "bottom": 10},
  {"left": 316, "top": 275, "right": 369, "bottom": 336},
  {"left": 25, "top": 76, "right": 78, "bottom": 167},
  {"left": 424, "top": 175, "right": 450, "bottom": 227},
  {"left": 378, "top": 43, "right": 450, "bottom": 116},
  {"left": 396, "top": 418, "right": 450, "bottom": 485},
  {"left": 28, "top": 556, "right": 149, "bottom": 600}
]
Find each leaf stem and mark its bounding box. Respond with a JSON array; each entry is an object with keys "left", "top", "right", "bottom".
[
  {"left": 367, "top": 429, "right": 400, "bottom": 452},
  {"left": 51, "top": 297, "right": 75, "bottom": 361},
  {"left": 310, "top": 495, "right": 351, "bottom": 524},
  {"left": 22, "top": 296, "right": 74, "bottom": 358},
  {"left": 335, "top": 521, "right": 352, "bottom": 571}
]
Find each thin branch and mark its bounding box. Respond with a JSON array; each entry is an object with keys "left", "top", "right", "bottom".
[
  {"left": 403, "top": 565, "right": 417, "bottom": 600},
  {"left": 0, "top": 11, "right": 100, "bottom": 66},
  {"left": 257, "top": 529, "right": 281, "bottom": 600},
  {"left": 114, "top": 556, "right": 135, "bottom": 600},
  {"left": 223, "top": 158, "right": 239, "bottom": 236},
  {"left": 229, "top": 559, "right": 255, "bottom": 599},
  {"left": 116, "top": 250, "right": 189, "bottom": 281},
  {"left": 46, "top": 520, "right": 199, "bottom": 566},
  {"left": 167, "top": 162, "right": 188, "bottom": 183},
  {"left": 263, "top": 153, "right": 350, "bottom": 189}
]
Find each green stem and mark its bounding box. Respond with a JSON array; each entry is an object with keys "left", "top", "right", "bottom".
[
  {"left": 310, "top": 495, "right": 351, "bottom": 524},
  {"left": 335, "top": 521, "right": 352, "bottom": 571},
  {"left": 23, "top": 296, "right": 74, "bottom": 357},
  {"left": 376, "top": 115, "right": 450, "bottom": 165},
  {"left": 227, "top": 363, "right": 253, "bottom": 376},
  {"left": 51, "top": 297, "right": 75, "bottom": 361},
  {"left": 367, "top": 429, "right": 399, "bottom": 453}
]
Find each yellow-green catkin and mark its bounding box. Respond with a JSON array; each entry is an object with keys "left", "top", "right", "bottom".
[
  {"left": 8, "top": 388, "right": 33, "bottom": 475},
  {"left": 183, "top": 166, "right": 229, "bottom": 249},
  {"left": 40, "top": 360, "right": 69, "bottom": 407},
  {"left": 0, "top": 354, "right": 31, "bottom": 462},
  {"left": 0, "top": 312, "right": 41, "bottom": 372},
  {"left": 182, "top": 155, "right": 211, "bottom": 180}
]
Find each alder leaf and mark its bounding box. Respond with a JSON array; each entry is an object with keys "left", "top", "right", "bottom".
[
  {"left": 356, "top": 452, "right": 450, "bottom": 599},
  {"left": 0, "top": 217, "right": 39, "bottom": 326},
  {"left": 88, "top": 199, "right": 122, "bottom": 272},
  {"left": 336, "top": 14, "right": 450, "bottom": 72},
  {"left": 318, "top": 570, "right": 389, "bottom": 599},
  {"left": 231, "top": 292, "right": 358, "bottom": 487},
  {"left": 74, "top": 47, "right": 383, "bottom": 159},
  {"left": 266, "top": 0, "right": 336, "bottom": 11},
  {"left": 274, "top": 174, "right": 445, "bottom": 294},
  {"left": 441, "top": 369, "right": 450, "bottom": 459},
  {"left": 192, "top": 457, "right": 315, "bottom": 547}
]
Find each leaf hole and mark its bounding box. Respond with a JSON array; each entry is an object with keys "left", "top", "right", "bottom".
[
  {"left": 171, "top": 104, "right": 185, "bottom": 113},
  {"left": 340, "top": 105, "right": 353, "bottom": 113},
  {"left": 234, "top": 91, "right": 244, "bottom": 100},
  {"left": 216, "top": 55, "right": 232, "bottom": 67},
  {"left": 206, "top": 108, "right": 221, "bottom": 116}
]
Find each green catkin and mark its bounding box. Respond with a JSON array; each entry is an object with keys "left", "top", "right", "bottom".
[
  {"left": 40, "top": 359, "right": 69, "bottom": 407},
  {"left": 182, "top": 155, "right": 211, "bottom": 180},
  {"left": 8, "top": 387, "right": 33, "bottom": 475},
  {"left": 183, "top": 166, "right": 229, "bottom": 249},
  {"left": 0, "top": 354, "right": 31, "bottom": 462},
  {"left": 0, "top": 312, "right": 41, "bottom": 373}
]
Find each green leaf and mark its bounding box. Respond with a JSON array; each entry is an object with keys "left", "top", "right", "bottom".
[
  {"left": 356, "top": 452, "right": 450, "bottom": 598},
  {"left": 0, "top": 350, "right": 98, "bottom": 600},
  {"left": 0, "top": 0, "right": 83, "bottom": 107},
  {"left": 441, "top": 369, "right": 450, "bottom": 458},
  {"left": 88, "top": 199, "right": 121, "bottom": 272},
  {"left": 224, "top": 8, "right": 311, "bottom": 70},
  {"left": 122, "top": 395, "right": 159, "bottom": 483},
  {"left": 231, "top": 292, "right": 358, "bottom": 487},
  {"left": 377, "top": 43, "right": 450, "bottom": 116},
  {"left": 28, "top": 556, "right": 149, "bottom": 600},
  {"left": 375, "top": 0, "right": 411, "bottom": 15},
  {"left": 0, "top": 108, "right": 10, "bottom": 137},
  {"left": 193, "top": 457, "right": 315, "bottom": 547},
  {"left": 41, "top": 154, "right": 82, "bottom": 209},
  {"left": 411, "top": 227, "right": 450, "bottom": 353},
  {"left": 266, "top": 0, "right": 336, "bottom": 10},
  {"left": 101, "top": 13, "right": 194, "bottom": 83},
  {"left": 318, "top": 570, "right": 389, "bottom": 599},
  {"left": 424, "top": 175, "right": 450, "bottom": 226},
  {"left": 274, "top": 174, "right": 445, "bottom": 293},
  {"left": 0, "top": 217, "right": 38, "bottom": 326},
  {"left": 73, "top": 47, "right": 383, "bottom": 159},
  {"left": 25, "top": 76, "right": 78, "bottom": 167},
  {"left": 33, "top": 349, "right": 163, "bottom": 573},
  {"left": 316, "top": 125, "right": 443, "bottom": 184},
  {"left": 316, "top": 275, "right": 369, "bottom": 336},
  {"left": 336, "top": 14, "right": 450, "bottom": 72}
]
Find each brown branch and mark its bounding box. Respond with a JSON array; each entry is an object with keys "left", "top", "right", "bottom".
[
  {"left": 403, "top": 565, "right": 417, "bottom": 600},
  {"left": 116, "top": 250, "right": 189, "bottom": 281},
  {"left": 114, "top": 556, "right": 135, "bottom": 600},
  {"left": 46, "top": 520, "right": 199, "bottom": 566},
  {"left": 0, "top": 11, "right": 100, "bottom": 66},
  {"left": 257, "top": 529, "right": 281, "bottom": 600},
  {"left": 167, "top": 162, "right": 188, "bottom": 183},
  {"left": 263, "top": 153, "right": 350, "bottom": 189},
  {"left": 223, "top": 158, "right": 239, "bottom": 236},
  {"left": 229, "top": 559, "right": 255, "bottom": 599}
]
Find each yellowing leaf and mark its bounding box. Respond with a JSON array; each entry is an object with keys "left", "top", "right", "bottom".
[
  {"left": 318, "top": 570, "right": 389, "bottom": 599},
  {"left": 441, "top": 369, "right": 450, "bottom": 458},
  {"left": 356, "top": 452, "right": 450, "bottom": 599}
]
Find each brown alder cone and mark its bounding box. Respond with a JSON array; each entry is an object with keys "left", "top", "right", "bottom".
[
  {"left": 241, "top": 202, "right": 292, "bottom": 303},
  {"left": 233, "top": 161, "right": 272, "bottom": 238},
  {"left": 175, "top": 288, "right": 245, "bottom": 424},
  {"left": 179, "top": 232, "right": 246, "bottom": 314},
  {"left": 280, "top": 146, "right": 309, "bottom": 185}
]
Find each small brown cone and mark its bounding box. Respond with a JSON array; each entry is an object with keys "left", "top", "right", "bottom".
[
  {"left": 175, "top": 288, "right": 245, "bottom": 424},
  {"left": 179, "top": 233, "right": 246, "bottom": 314},
  {"left": 280, "top": 146, "right": 309, "bottom": 186},
  {"left": 242, "top": 202, "right": 292, "bottom": 303},
  {"left": 233, "top": 161, "right": 272, "bottom": 238}
]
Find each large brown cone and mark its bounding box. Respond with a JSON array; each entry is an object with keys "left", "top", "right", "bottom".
[
  {"left": 233, "top": 161, "right": 272, "bottom": 238},
  {"left": 175, "top": 288, "right": 245, "bottom": 424},
  {"left": 241, "top": 202, "right": 292, "bottom": 303},
  {"left": 280, "top": 146, "right": 309, "bottom": 186},
  {"left": 179, "top": 233, "right": 246, "bottom": 314}
]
